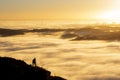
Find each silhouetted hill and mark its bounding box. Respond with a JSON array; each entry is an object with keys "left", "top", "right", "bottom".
[
  {"left": 0, "top": 56, "right": 66, "bottom": 80},
  {"left": 0, "top": 28, "right": 65, "bottom": 37},
  {"left": 0, "top": 28, "right": 26, "bottom": 37},
  {"left": 61, "top": 27, "right": 120, "bottom": 41},
  {"left": 2, "top": 26, "right": 120, "bottom": 41}
]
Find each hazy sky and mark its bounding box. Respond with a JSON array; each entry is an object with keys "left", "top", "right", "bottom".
[{"left": 0, "top": 0, "right": 120, "bottom": 20}]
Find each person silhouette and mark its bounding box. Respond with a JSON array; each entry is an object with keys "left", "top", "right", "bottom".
[{"left": 32, "top": 58, "right": 37, "bottom": 67}]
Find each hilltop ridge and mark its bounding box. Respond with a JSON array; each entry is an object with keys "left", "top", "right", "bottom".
[{"left": 0, "top": 56, "right": 66, "bottom": 80}]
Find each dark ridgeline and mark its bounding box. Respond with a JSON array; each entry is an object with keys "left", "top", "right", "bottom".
[
  {"left": 0, "top": 28, "right": 64, "bottom": 37},
  {"left": 1, "top": 26, "right": 120, "bottom": 41},
  {"left": 0, "top": 56, "right": 66, "bottom": 80},
  {"left": 0, "top": 28, "right": 26, "bottom": 37}
]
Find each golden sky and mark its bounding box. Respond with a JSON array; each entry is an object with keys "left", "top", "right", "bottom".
[{"left": 0, "top": 0, "right": 120, "bottom": 20}]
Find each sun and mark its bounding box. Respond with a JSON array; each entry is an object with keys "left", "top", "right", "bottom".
[{"left": 99, "top": 10, "right": 120, "bottom": 21}]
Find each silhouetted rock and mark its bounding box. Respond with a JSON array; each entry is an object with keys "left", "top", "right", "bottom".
[
  {"left": 0, "top": 56, "right": 66, "bottom": 80},
  {"left": 51, "top": 76, "right": 66, "bottom": 80}
]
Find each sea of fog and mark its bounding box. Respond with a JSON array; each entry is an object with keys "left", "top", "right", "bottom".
[
  {"left": 0, "top": 20, "right": 104, "bottom": 29},
  {"left": 1, "top": 21, "right": 120, "bottom": 80}
]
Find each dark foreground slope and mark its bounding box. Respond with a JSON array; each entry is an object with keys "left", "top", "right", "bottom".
[{"left": 0, "top": 56, "right": 66, "bottom": 80}]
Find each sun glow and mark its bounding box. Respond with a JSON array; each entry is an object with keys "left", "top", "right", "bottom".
[{"left": 100, "top": 10, "right": 120, "bottom": 21}]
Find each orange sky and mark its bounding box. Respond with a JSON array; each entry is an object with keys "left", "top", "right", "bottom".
[{"left": 0, "top": 0, "right": 120, "bottom": 21}]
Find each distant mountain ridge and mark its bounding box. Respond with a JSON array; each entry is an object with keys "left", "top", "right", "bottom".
[{"left": 1, "top": 26, "right": 120, "bottom": 41}]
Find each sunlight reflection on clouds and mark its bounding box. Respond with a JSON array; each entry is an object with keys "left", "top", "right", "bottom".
[{"left": 1, "top": 32, "right": 120, "bottom": 80}]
